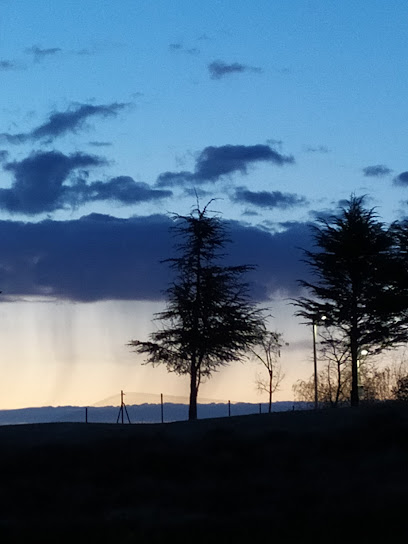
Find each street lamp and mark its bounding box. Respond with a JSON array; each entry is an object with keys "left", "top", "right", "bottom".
[
  {"left": 357, "top": 348, "right": 368, "bottom": 400},
  {"left": 312, "top": 315, "right": 326, "bottom": 410}
]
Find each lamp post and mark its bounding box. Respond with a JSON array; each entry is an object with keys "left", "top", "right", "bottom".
[
  {"left": 312, "top": 315, "right": 326, "bottom": 410},
  {"left": 357, "top": 348, "right": 368, "bottom": 400}
]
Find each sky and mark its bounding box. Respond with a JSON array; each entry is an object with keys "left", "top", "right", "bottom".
[{"left": 1, "top": 0, "right": 408, "bottom": 409}]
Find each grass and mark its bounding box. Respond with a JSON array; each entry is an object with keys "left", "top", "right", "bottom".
[{"left": 0, "top": 402, "right": 407, "bottom": 543}]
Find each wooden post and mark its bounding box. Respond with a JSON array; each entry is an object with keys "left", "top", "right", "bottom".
[
  {"left": 161, "top": 393, "right": 164, "bottom": 423},
  {"left": 116, "top": 390, "right": 131, "bottom": 424},
  {"left": 259, "top": 403, "right": 262, "bottom": 414},
  {"left": 85, "top": 407, "right": 88, "bottom": 423},
  {"left": 228, "top": 400, "right": 231, "bottom": 417}
]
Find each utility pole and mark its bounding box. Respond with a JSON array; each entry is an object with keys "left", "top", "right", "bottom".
[
  {"left": 313, "top": 320, "right": 318, "bottom": 410},
  {"left": 312, "top": 314, "right": 326, "bottom": 410},
  {"left": 116, "top": 390, "right": 131, "bottom": 424}
]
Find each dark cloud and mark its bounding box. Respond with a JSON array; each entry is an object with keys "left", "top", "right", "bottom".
[
  {"left": 304, "top": 145, "right": 330, "bottom": 153},
  {"left": 308, "top": 198, "right": 363, "bottom": 222},
  {"left": 0, "top": 150, "right": 8, "bottom": 162},
  {"left": 337, "top": 199, "right": 350, "bottom": 208},
  {"left": 0, "top": 151, "right": 171, "bottom": 215},
  {"left": 0, "top": 60, "right": 18, "bottom": 70},
  {"left": 233, "top": 187, "right": 308, "bottom": 209},
  {"left": 308, "top": 209, "right": 337, "bottom": 222},
  {"left": 25, "top": 45, "right": 62, "bottom": 60},
  {"left": 74, "top": 48, "right": 93, "bottom": 56},
  {"left": 169, "top": 43, "right": 183, "bottom": 51},
  {"left": 157, "top": 171, "right": 194, "bottom": 186},
  {"left": 0, "top": 133, "right": 26, "bottom": 145},
  {"left": 195, "top": 144, "right": 294, "bottom": 175},
  {"left": 363, "top": 165, "right": 392, "bottom": 178},
  {"left": 157, "top": 144, "right": 294, "bottom": 186},
  {"left": 0, "top": 214, "right": 174, "bottom": 302},
  {"left": 88, "top": 141, "right": 113, "bottom": 147},
  {"left": 242, "top": 209, "right": 260, "bottom": 217},
  {"left": 266, "top": 138, "right": 283, "bottom": 149},
  {"left": 0, "top": 103, "right": 127, "bottom": 145},
  {"left": 226, "top": 219, "right": 312, "bottom": 300},
  {"left": 394, "top": 171, "right": 408, "bottom": 186},
  {"left": 1, "top": 104, "right": 126, "bottom": 145},
  {"left": 183, "top": 187, "right": 211, "bottom": 199},
  {"left": 1, "top": 151, "right": 107, "bottom": 214},
  {"left": 169, "top": 43, "right": 200, "bottom": 55},
  {"left": 71, "top": 176, "right": 172, "bottom": 206},
  {"left": 31, "top": 103, "right": 127, "bottom": 140},
  {"left": 0, "top": 214, "right": 311, "bottom": 302},
  {"left": 208, "top": 60, "right": 262, "bottom": 79}
]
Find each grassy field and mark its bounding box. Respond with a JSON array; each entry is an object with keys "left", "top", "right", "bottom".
[{"left": 0, "top": 403, "right": 407, "bottom": 543}]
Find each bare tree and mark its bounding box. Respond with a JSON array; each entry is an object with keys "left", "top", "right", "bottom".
[
  {"left": 293, "top": 325, "right": 352, "bottom": 407},
  {"left": 250, "top": 330, "right": 286, "bottom": 413},
  {"left": 293, "top": 352, "right": 408, "bottom": 406},
  {"left": 393, "top": 375, "right": 408, "bottom": 401},
  {"left": 319, "top": 327, "right": 351, "bottom": 406}
]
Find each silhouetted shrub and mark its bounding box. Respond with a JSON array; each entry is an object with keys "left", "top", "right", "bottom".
[{"left": 393, "top": 376, "right": 408, "bottom": 402}]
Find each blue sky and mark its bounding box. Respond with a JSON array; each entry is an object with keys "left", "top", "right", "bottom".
[{"left": 0, "top": 0, "right": 408, "bottom": 409}]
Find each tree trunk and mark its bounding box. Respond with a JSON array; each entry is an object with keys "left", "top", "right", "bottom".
[
  {"left": 335, "top": 359, "right": 342, "bottom": 407},
  {"left": 188, "top": 362, "right": 199, "bottom": 420},
  {"left": 350, "top": 285, "right": 360, "bottom": 408},
  {"left": 350, "top": 325, "right": 359, "bottom": 407}
]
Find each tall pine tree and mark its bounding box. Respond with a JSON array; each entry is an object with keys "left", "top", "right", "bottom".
[
  {"left": 130, "top": 201, "right": 266, "bottom": 420},
  {"left": 295, "top": 196, "right": 408, "bottom": 406}
]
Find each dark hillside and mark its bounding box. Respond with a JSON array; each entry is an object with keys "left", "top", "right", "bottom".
[{"left": 0, "top": 403, "right": 407, "bottom": 543}]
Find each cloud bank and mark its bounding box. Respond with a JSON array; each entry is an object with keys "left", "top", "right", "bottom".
[
  {"left": 0, "top": 214, "right": 311, "bottom": 302},
  {"left": 1, "top": 151, "right": 170, "bottom": 215}
]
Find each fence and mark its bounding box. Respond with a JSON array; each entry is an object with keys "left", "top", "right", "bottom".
[{"left": 0, "top": 392, "right": 302, "bottom": 426}]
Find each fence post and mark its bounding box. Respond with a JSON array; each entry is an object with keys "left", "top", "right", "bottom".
[
  {"left": 85, "top": 407, "right": 88, "bottom": 423},
  {"left": 259, "top": 403, "right": 262, "bottom": 414},
  {"left": 228, "top": 400, "right": 231, "bottom": 417},
  {"left": 161, "top": 393, "right": 164, "bottom": 423}
]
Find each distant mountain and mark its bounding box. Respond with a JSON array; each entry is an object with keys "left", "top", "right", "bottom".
[{"left": 0, "top": 401, "right": 306, "bottom": 426}]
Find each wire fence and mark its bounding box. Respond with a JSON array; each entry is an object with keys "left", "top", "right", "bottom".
[{"left": 0, "top": 391, "right": 304, "bottom": 426}]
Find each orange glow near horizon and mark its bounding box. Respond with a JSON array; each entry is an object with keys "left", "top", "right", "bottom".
[{"left": 0, "top": 298, "right": 308, "bottom": 410}]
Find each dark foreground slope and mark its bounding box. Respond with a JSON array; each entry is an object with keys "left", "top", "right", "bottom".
[{"left": 0, "top": 403, "right": 407, "bottom": 543}]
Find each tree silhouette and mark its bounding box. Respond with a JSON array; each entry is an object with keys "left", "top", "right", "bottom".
[
  {"left": 317, "top": 326, "right": 350, "bottom": 406},
  {"left": 293, "top": 357, "right": 402, "bottom": 405},
  {"left": 250, "top": 330, "right": 285, "bottom": 413},
  {"left": 393, "top": 376, "right": 408, "bottom": 402},
  {"left": 129, "top": 201, "right": 266, "bottom": 420},
  {"left": 390, "top": 218, "right": 408, "bottom": 320},
  {"left": 295, "top": 196, "right": 408, "bottom": 407}
]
